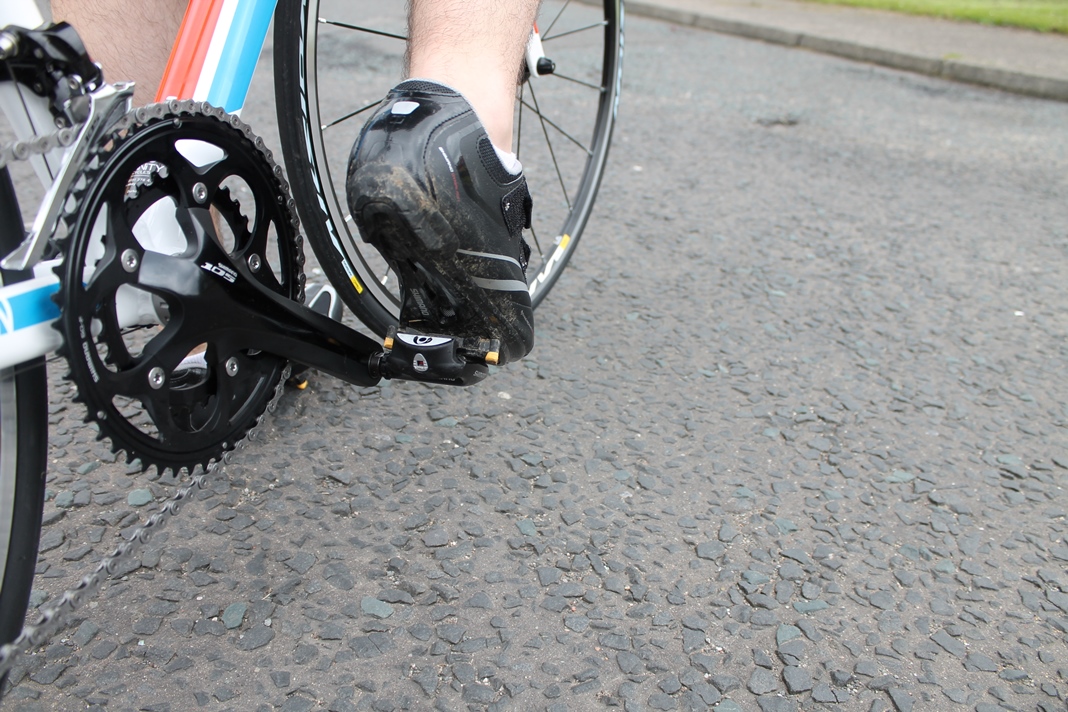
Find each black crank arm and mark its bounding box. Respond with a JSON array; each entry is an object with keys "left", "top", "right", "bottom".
[{"left": 136, "top": 249, "right": 383, "bottom": 387}]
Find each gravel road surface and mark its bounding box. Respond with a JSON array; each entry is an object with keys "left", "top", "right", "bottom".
[{"left": 6, "top": 8, "right": 1068, "bottom": 712}]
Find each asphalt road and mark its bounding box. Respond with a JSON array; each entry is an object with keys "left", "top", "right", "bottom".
[{"left": 7, "top": 8, "right": 1068, "bottom": 712}]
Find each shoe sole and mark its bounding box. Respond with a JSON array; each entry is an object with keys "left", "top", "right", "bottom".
[
  {"left": 350, "top": 163, "right": 462, "bottom": 326},
  {"left": 349, "top": 163, "right": 532, "bottom": 362}
]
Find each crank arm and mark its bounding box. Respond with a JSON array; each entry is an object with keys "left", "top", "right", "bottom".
[{"left": 135, "top": 248, "right": 384, "bottom": 387}]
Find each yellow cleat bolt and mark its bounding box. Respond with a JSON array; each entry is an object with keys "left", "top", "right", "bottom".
[
  {"left": 485, "top": 352, "right": 499, "bottom": 366},
  {"left": 384, "top": 336, "right": 394, "bottom": 350}
]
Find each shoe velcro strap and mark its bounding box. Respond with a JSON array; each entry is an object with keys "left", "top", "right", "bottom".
[{"left": 501, "top": 179, "right": 533, "bottom": 240}]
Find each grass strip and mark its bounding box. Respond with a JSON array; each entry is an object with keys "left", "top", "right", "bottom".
[{"left": 802, "top": 0, "right": 1068, "bottom": 33}]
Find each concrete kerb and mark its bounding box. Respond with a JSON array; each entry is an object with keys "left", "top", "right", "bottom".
[
  {"left": 942, "top": 62, "right": 1068, "bottom": 101},
  {"left": 695, "top": 15, "right": 803, "bottom": 47},
  {"left": 623, "top": 0, "right": 1068, "bottom": 102}
]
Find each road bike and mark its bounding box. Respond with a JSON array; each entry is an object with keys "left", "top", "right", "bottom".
[{"left": 0, "top": 0, "right": 623, "bottom": 690}]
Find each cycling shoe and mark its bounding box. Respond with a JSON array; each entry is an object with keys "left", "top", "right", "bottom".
[{"left": 346, "top": 80, "right": 534, "bottom": 365}]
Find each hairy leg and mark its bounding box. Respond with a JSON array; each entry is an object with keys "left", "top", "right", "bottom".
[
  {"left": 407, "top": 0, "right": 540, "bottom": 151},
  {"left": 52, "top": 0, "right": 187, "bottom": 106}
]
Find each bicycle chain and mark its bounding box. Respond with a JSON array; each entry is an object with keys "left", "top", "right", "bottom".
[
  {"left": 1, "top": 99, "right": 305, "bottom": 687},
  {"left": 0, "top": 363, "right": 291, "bottom": 686},
  {"left": 0, "top": 126, "right": 80, "bottom": 171}
]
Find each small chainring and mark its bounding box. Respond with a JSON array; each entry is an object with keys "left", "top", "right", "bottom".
[{"left": 56, "top": 101, "right": 306, "bottom": 474}]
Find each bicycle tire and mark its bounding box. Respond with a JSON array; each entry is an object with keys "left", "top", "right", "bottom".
[
  {"left": 0, "top": 167, "right": 48, "bottom": 687},
  {"left": 274, "top": 0, "right": 623, "bottom": 337}
]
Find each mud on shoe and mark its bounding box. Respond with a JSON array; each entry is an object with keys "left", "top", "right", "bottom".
[{"left": 345, "top": 80, "right": 534, "bottom": 366}]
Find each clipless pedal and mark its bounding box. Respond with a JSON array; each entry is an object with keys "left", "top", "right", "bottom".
[{"left": 370, "top": 327, "right": 501, "bottom": 386}]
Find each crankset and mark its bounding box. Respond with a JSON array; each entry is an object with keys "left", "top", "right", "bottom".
[{"left": 55, "top": 101, "right": 311, "bottom": 474}]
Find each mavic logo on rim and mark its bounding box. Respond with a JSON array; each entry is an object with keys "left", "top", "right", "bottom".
[{"left": 527, "top": 234, "right": 570, "bottom": 297}]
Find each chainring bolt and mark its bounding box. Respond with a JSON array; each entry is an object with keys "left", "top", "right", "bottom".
[
  {"left": 248, "top": 254, "right": 262, "bottom": 273},
  {"left": 226, "top": 358, "right": 240, "bottom": 377},
  {"left": 121, "top": 249, "right": 139, "bottom": 272},
  {"left": 148, "top": 367, "right": 166, "bottom": 389},
  {"left": 192, "top": 182, "right": 208, "bottom": 204}
]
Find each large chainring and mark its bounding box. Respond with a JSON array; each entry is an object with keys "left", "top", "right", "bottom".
[{"left": 56, "top": 101, "right": 306, "bottom": 474}]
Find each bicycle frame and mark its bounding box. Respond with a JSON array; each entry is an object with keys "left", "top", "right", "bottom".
[
  {"left": 156, "top": 0, "right": 277, "bottom": 112},
  {"left": 0, "top": 267, "right": 61, "bottom": 369}
]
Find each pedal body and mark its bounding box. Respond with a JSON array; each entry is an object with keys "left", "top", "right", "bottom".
[{"left": 371, "top": 328, "right": 499, "bottom": 386}]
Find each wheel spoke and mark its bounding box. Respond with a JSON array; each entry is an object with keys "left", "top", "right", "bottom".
[
  {"left": 323, "top": 100, "right": 380, "bottom": 131},
  {"left": 552, "top": 71, "right": 605, "bottom": 93},
  {"left": 527, "top": 83, "right": 571, "bottom": 211},
  {"left": 544, "top": 20, "right": 607, "bottom": 42},
  {"left": 518, "top": 98, "right": 592, "bottom": 155},
  {"left": 318, "top": 19, "right": 406, "bottom": 41},
  {"left": 543, "top": 0, "right": 573, "bottom": 37}
]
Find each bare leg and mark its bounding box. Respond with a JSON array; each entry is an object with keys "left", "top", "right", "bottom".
[
  {"left": 407, "top": 0, "right": 540, "bottom": 152},
  {"left": 52, "top": 0, "right": 186, "bottom": 106}
]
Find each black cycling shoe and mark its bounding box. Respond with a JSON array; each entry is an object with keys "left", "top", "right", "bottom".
[{"left": 346, "top": 80, "right": 534, "bottom": 365}]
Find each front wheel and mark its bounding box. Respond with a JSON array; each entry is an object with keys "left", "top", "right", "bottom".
[
  {"left": 274, "top": 0, "right": 623, "bottom": 336},
  {"left": 0, "top": 167, "right": 48, "bottom": 688}
]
